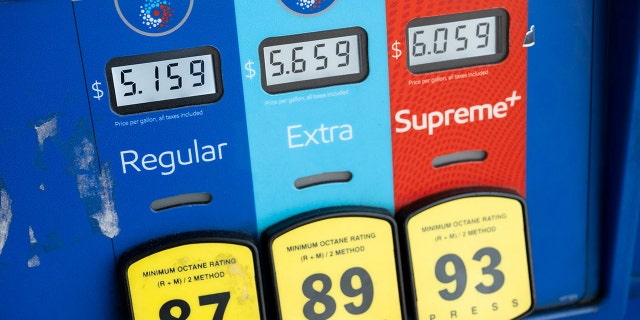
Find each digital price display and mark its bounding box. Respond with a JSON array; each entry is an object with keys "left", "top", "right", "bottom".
[
  {"left": 259, "top": 27, "right": 368, "bottom": 94},
  {"left": 407, "top": 9, "right": 509, "bottom": 74},
  {"left": 119, "top": 232, "right": 265, "bottom": 320},
  {"left": 106, "top": 46, "right": 223, "bottom": 114},
  {"left": 399, "top": 191, "right": 534, "bottom": 320},
  {"left": 262, "top": 208, "right": 406, "bottom": 320}
]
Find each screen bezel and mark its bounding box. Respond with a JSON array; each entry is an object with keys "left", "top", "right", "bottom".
[
  {"left": 106, "top": 46, "right": 223, "bottom": 115},
  {"left": 259, "top": 26, "right": 369, "bottom": 94},
  {"left": 406, "top": 8, "right": 509, "bottom": 74}
]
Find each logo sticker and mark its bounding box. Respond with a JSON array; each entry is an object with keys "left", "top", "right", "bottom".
[
  {"left": 115, "top": 0, "right": 194, "bottom": 37},
  {"left": 278, "top": 0, "right": 338, "bottom": 16}
]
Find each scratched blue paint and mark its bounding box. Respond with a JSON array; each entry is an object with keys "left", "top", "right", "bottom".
[{"left": 0, "top": 0, "right": 119, "bottom": 318}]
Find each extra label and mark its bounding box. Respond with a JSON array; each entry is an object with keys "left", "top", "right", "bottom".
[
  {"left": 265, "top": 210, "right": 405, "bottom": 320},
  {"left": 402, "top": 192, "right": 533, "bottom": 320},
  {"left": 120, "top": 236, "right": 264, "bottom": 320}
]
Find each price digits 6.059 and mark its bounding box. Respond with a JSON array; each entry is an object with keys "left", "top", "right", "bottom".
[{"left": 408, "top": 15, "right": 498, "bottom": 67}]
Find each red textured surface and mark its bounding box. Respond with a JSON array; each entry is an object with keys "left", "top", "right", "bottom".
[{"left": 386, "top": 1, "right": 527, "bottom": 210}]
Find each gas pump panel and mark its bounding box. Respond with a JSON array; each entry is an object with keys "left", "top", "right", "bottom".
[
  {"left": 73, "top": 1, "right": 257, "bottom": 254},
  {"left": 233, "top": 1, "right": 402, "bottom": 318},
  {"left": 233, "top": 0, "right": 394, "bottom": 232},
  {"left": 386, "top": 1, "right": 534, "bottom": 319}
]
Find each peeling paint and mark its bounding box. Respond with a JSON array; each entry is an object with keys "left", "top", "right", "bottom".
[
  {"left": 27, "top": 255, "right": 40, "bottom": 268},
  {"left": 39, "top": 183, "right": 45, "bottom": 191},
  {"left": 91, "top": 165, "right": 120, "bottom": 238},
  {"left": 0, "top": 188, "right": 12, "bottom": 255},
  {"left": 76, "top": 174, "right": 99, "bottom": 198},
  {"left": 34, "top": 116, "right": 58, "bottom": 149},
  {"left": 28, "top": 226, "right": 37, "bottom": 244},
  {"left": 74, "top": 137, "right": 95, "bottom": 171}
]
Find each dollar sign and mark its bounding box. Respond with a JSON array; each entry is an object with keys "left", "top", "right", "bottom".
[
  {"left": 245, "top": 60, "right": 256, "bottom": 80},
  {"left": 392, "top": 40, "right": 402, "bottom": 60},
  {"left": 91, "top": 80, "right": 104, "bottom": 100}
]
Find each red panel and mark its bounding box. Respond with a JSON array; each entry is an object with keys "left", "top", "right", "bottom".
[{"left": 387, "top": 1, "right": 528, "bottom": 210}]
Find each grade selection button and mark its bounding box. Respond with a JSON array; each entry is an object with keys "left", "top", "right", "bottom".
[
  {"left": 263, "top": 207, "right": 406, "bottom": 320},
  {"left": 119, "top": 232, "right": 265, "bottom": 320},
  {"left": 400, "top": 191, "right": 534, "bottom": 320}
]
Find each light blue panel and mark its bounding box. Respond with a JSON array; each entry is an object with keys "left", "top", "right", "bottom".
[
  {"left": 0, "top": 0, "right": 120, "bottom": 318},
  {"left": 527, "top": 0, "right": 600, "bottom": 310},
  {"left": 234, "top": 1, "right": 394, "bottom": 233}
]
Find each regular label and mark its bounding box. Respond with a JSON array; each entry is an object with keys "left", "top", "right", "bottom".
[
  {"left": 405, "top": 194, "right": 533, "bottom": 320},
  {"left": 123, "top": 242, "right": 262, "bottom": 320},
  {"left": 269, "top": 215, "right": 404, "bottom": 320}
]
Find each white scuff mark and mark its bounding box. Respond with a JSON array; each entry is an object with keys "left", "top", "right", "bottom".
[
  {"left": 39, "top": 183, "right": 45, "bottom": 191},
  {"left": 74, "top": 138, "right": 95, "bottom": 171},
  {"left": 34, "top": 116, "right": 58, "bottom": 149},
  {"left": 91, "top": 165, "right": 120, "bottom": 238},
  {"left": 27, "top": 255, "right": 41, "bottom": 268},
  {"left": 28, "top": 226, "right": 37, "bottom": 244},
  {"left": 27, "top": 227, "right": 40, "bottom": 267},
  {"left": 76, "top": 174, "right": 99, "bottom": 198},
  {"left": 74, "top": 139, "right": 99, "bottom": 198},
  {"left": 0, "top": 189, "right": 13, "bottom": 255},
  {"left": 559, "top": 294, "right": 580, "bottom": 303}
]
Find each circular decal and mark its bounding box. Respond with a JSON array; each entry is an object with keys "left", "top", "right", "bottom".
[
  {"left": 115, "top": 0, "right": 194, "bottom": 37},
  {"left": 278, "top": 0, "right": 338, "bottom": 16}
]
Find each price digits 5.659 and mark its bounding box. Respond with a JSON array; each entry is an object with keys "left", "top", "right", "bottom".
[
  {"left": 267, "top": 39, "right": 351, "bottom": 77},
  {"left": 262, "top": 34, "right": 361, "bottom": 86}
]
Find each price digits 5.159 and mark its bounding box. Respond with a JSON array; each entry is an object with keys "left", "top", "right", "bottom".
[
  {"left": 118, "top": 58, "right": 208, "bottom": 98},
  {"left": 301, "top": 267, "right": 373, "bottom": 320}
]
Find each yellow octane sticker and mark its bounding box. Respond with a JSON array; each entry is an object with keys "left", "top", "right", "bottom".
[
  {"left": 271, "top": 216, "right": 403, "bottom": 320},
  {"left": 126, "top": 243, "right": 261, "bottom": 320},
  {"left": 406, "top": 195, "right": 532, "bottom": 320}
]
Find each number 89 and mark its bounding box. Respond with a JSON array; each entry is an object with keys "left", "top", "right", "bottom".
[{"left": 301, "top": 267, "right": 374, "bottom": 320}]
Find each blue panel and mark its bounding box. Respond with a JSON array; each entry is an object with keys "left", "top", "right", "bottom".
[
  {"left": 233, "top": 1, "right": 394, "bottom": 233},
  {"left": 624, "top": 0, "right": 640, "bottom": 300},
  {"left": 73, "top": 0, "right": 257, "bottom": 256},
  {"left": 625, "top": 297, "right": 640, "bottom": 320},
  {"left": 527, "top": 0, "right": 600, "bottom": 309},
  {"left": 0, "top": 0, "right": 119, "bottom": 318}
]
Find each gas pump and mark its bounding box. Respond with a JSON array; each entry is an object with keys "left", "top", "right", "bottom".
[{"left": 1, "top": 0, "right": 638, "bottom": 319}]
